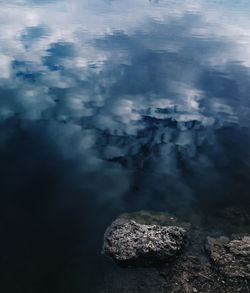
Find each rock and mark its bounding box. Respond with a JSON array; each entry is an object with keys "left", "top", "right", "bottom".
[
  {"left": 205, "top": 235, "right": 250, "bottom": 279},
  {"left": 102, "top": 218, "right": 186, "bottom": 267},
  {"left": 101, "top": 209, "right": 250, "bottom": 292}
]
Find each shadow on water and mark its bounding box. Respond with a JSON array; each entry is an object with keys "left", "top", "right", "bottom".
[
  {"left": 0, "top": 120, "right": 119, "bottom": 292},
  {"left": 0, "top": 118, "right": 249, "bottom": 292}
]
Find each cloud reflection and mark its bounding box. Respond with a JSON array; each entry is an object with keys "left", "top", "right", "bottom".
[
  {"left": 1, "top": 1, "right": 250, "bottom": 292},
  {"left": 0, "top": 0, "right": 250, "bottom": 205}
]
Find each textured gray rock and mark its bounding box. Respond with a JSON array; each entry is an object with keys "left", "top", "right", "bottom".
[
  {"left": 103, "top": 218, "right": 186, "bottom": 267},
  {"left": 206, "top": 235, "right": 250, "bottom": 279}
]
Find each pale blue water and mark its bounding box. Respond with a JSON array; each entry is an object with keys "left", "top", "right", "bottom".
[{"left": 0, "top": 0, "right": 250, "bottom": 292}]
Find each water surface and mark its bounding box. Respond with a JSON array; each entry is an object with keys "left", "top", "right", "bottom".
[{"left": 0, "top": 0, "right": 250, "bottom": 292}]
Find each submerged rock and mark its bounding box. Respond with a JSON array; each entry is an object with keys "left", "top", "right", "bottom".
[
  {"left": 101, "top": 209, "right": 250, "bottom": 292},
  {"left": 103, "top": 218, "right": 186, "bottom": 267},
  {"left": 206, "top": 235, "right": 250, "bottom": 279},
  {"left": 119, "top": 210, "right": 191, "bottom": 229}
]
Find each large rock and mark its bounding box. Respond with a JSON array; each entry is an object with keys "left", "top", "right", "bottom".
[
  {"left": 102, "top": 218, "right": 186, "bottom": 267},
  {"left": 206, "top": 235, "right": 250, "bottom": 279}
]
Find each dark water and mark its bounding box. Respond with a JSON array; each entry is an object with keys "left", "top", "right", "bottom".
[{"left": 0, "top": 0, "right": 250, "bottom": 292}]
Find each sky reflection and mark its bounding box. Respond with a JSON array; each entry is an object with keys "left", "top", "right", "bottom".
[
  {"left": 1, "top": 0, "right": 249, "bottom": 201},
  {"left": 0, "top": 0, "right": 250, "bottom": 292}
]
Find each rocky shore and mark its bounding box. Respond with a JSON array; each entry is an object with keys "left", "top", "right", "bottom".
[{"left": 101, "top": 210, "right": 250, "bottom": 293}]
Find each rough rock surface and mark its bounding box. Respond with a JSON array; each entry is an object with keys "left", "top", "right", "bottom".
[
  {"left": 103, "top": 218, "right": 186, "bottom": 267},
  {"left": 101, "top": 209, "right": 250, "bottom": 292},
  {"left": 206, "top": 235, "right": 250, "bottom": 279},
  {"left": 161, "top": 228, "right": 250, "bottom": 293}
]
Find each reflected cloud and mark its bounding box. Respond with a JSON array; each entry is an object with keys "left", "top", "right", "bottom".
[
  {"left": 1, "top": 1, "right": 250, "bottom": 292},
  {"left": 0, "top": 0, "right": 250, "bottom": 205}
]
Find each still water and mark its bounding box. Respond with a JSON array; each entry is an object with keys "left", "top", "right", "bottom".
[{"left": 0, "top": 0, "right": 250, "bottom": 292}]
